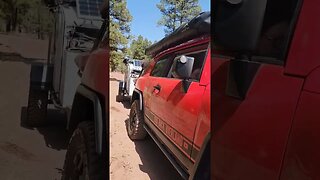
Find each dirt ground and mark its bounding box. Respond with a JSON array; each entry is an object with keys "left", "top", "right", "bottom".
[
  {"left": 109, "top": 72, "right": 183, "bottom": 180},
  {"left": 0, "top": 33, "right": 183, "bottom": 180},
  {"left": 0, "top": 34, "right": 67, "bottom": 180}
]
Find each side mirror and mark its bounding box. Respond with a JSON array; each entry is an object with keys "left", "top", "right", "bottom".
[
  {"left": 172, "top": 55, "right": 194, "bottom": 79},
  {"left": 213, "top": 0, "right": 267, "bottom": 52},
  {"left": 172, "top": 55, "right": 194, "bottom": 93}
]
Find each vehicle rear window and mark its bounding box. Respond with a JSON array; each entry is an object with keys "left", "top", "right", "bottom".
[{"left": 134, "top": 60, "right": 142, "bottom": 67}]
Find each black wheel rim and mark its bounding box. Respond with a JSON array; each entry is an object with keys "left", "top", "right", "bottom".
[{"left": 130, "top": 110, "right": 137, "bottom": 132}]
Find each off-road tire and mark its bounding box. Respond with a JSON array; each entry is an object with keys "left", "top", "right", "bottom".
[
  {"left": 62, "top": 121, "right": 103, "bottom": 180},
  {"left": 26, "top": 87, "right": 48, "bottom": 126},
  {"left": 126, "top": 100, "right": 147, "bottom": 140}
]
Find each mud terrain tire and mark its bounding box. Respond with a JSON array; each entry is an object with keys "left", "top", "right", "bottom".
[
  {"left": 127, "top": 100, "right": 147, "bottom": 140},
  {"left": 26, "top": 87, "right": 48, "bottom": 126},
  {"left": 62, "top": 121, "right": 103, "bottom": 180}
]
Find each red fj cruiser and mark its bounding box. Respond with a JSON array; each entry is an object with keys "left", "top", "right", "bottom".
[
  {"left": 126, "top": 12, "right": 211, "bottom": 180},
  {"left": 213, "top": 0, "right": 320, "bottom": 179}
]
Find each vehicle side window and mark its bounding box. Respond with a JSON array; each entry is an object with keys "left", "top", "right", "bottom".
[
  {"left": 150, "top": 56, "right": 171, "bottom": 77},
  {"left": 168, "top": 49, "right": 207, "bottom": 81},
  {"left": 252, "top": 0, "right": 300, "bottom": 63}
]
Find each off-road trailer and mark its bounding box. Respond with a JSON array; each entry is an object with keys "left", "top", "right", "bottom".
[{"left": 26, "top": 0, "right": 103, "bottom": 126}]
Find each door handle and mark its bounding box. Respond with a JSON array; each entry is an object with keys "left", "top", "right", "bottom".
[
  {"left": 153, "top": 84, "right": 161, "bottom": 93},
  {"left": 153, "top": 84, "right": 161, "bottom": 91}
]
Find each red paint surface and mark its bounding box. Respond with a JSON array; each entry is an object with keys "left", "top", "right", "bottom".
[
  {"left": 281, "top": 92, "right": 320, "bottom": 179},
  {"left": 285, "top": 0, "right": 320, "bottom": 77},
  {"left": 212, "top": 57, "right": 303, "bottom": 179},
  {"left": 211, "top": 0, "right": 320, "bottom": 179},
  {"left": 81, "top": 48, "right": 109, "bottom": 110}
]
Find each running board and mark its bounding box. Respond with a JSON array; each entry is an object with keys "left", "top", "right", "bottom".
[{"left": 144, "top": 125, "right": 189, "bottom": 180}]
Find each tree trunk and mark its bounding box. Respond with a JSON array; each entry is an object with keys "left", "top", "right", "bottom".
[
  {"left": 12, "top": 8, "right": 18, "bottom": 32},
  {"left": 6, "top": 19, "right": 11, "bottom": 32}
]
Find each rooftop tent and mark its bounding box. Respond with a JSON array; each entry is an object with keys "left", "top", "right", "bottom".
[{"left": 145, "top": 11, "right": 211, "bottom": 57}]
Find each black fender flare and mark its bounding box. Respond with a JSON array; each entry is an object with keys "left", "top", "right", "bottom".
[
  {"left": 131, "top": 88, "right": 143, "bottom": 111},
  {"left": 189, "top": 133, "right": 211, "bottom": 180},
  {"left": 70, "top": 84, "right": 106, "bottom": 155}
]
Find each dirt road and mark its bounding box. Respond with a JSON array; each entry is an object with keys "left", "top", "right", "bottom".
[
  {"left": 0, "top": 34, "right": 67, "bottom": 180},
  {"left": 109, "top": 72, "right": 183, "bottom": 180},
  {"left": 0, "top": 33, "right": 183, "bottom": 179}
]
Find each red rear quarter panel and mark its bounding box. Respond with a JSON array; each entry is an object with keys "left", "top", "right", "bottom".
[{"left": 81, "top": 48, "right": 109, "bottom": 101}]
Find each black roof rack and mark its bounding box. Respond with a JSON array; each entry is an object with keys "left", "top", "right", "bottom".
[{"left": 145, "top": 11, "right": 211, "bottom": 57}]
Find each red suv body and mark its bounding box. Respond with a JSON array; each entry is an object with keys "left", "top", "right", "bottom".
[
  {"left": 213, "top": 0, "right": 320, "bottom": 179},
  {"left": 128, "top": 12, "right": 211, "bottom": 180},
  {"left": 138, "top": 36, "right": 210, "bottom": 159}
]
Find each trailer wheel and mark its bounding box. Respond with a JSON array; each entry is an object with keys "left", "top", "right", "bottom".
[
  {"left": 62, "top": 121, "right": 103, "bottom": 180},
  {"left": 126, "top": 100, "right": 147, "bottom": 140},
  {"left": 26, "top": 87, "right": 48, "bottom": 126}
]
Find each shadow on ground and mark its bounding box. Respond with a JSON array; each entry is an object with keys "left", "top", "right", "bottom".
[
  {"left": 20, "top": 107, "right": 69, "bottom": 151},
  {"left": 124, "top": 119, "right": 183, "bottom": 180},
  {"left": 0, "top": 52, "right": 45, "bottom": 64},
  {"left": 119, "top": 98, "right": 131, "bottom": 109},
  {"left": 110, "top": 77, "right": 121, "bottom": 82}
]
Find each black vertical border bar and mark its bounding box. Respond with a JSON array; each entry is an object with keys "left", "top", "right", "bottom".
[{"left": 99, "top": 0, "right": 109, "bottom": 179}]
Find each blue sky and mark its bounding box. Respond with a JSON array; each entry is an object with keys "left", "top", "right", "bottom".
[{"left": 127, "top": 0, "right": 210, "bottom": 43}]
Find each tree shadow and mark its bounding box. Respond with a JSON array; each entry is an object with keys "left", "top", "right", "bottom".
[
  {"left": 110, "top": 77, "right": 121, "bottom": 82},
  {"left": 20, "top": 106, "right": 69, "bottom": 151},
  {"left": 124, "top": 119, "right": 183, "bottom": 180},
  {"left": 0, "top": 52, "right": 45, "bottom": 64}
]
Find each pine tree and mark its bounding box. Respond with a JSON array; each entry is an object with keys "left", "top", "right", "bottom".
[
  {"left": 0, "top": 0, "right": 53, "bottom": 38},
  {"left": 157, "top": 0, "right": 201, "bottom": 35},
  {"left": 129, "top": 35, "right": 152, "bottom": 60},
  {"left": 109, "top": 0, "right": 132, "bottom": 72}
]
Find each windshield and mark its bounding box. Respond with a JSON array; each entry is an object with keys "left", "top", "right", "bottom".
[{"left": 134, "top": 60, "right": 142, "bottom": 67}]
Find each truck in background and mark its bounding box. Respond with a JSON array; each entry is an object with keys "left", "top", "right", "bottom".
[{"left": 116, "top": 57, "right": 143, "bottom": 102}]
